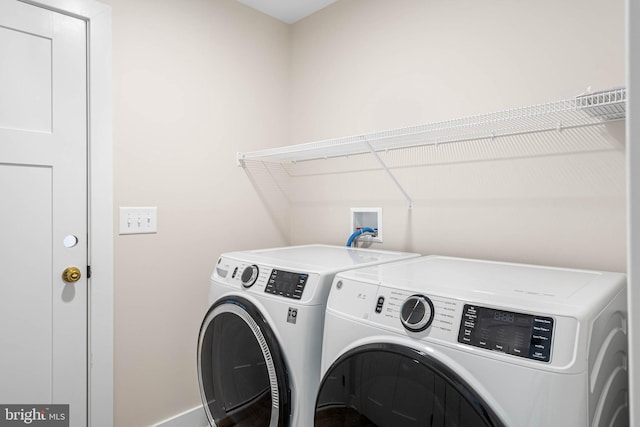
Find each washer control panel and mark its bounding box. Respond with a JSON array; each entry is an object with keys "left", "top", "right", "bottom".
[
  {"left": 327, "top": 277, "right": 564, "bottom": 365},
  {"left": 458, "top": 304, "right": 554, "bottom": 362},
  {"left": 264, "top": 269, "right": 309, "bottom": 300},
  {"left": 213, "top": 257, "right": 314, "bottom": 301}
]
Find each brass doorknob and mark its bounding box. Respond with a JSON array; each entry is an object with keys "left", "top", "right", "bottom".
[{"left": 62, "top": 267, "right": 81, "bottom": 283}]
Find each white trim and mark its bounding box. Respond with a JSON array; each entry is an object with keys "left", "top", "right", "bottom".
[
  {"left": 151, "top": 405, "right": 207, "bottom": 427},
  {"left": 86, "top": 5, "right": 113, "bottom": 427},
  {"left": 627, "top": 0, "right": 639, "bottom": 425},
  {"left": 18, "top": 1, "right": 114, "bottom": 426}
]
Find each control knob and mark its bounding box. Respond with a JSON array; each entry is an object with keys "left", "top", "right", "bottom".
[
  {"left": 400, "top": 294, "right": 435, "bottom": 332},
  {"left": 241, "top": 265, "right": 259, "bottom": 288}
]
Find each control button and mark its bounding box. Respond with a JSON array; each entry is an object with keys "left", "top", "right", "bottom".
[
  {"left": 241, "top": 265, "right": 259, "bottom": 288},
  {"left": 231, "top": 267, "right": 238, "bottom": 279},
  {"left": 375, "top": 296, "right": 385, "bottom": 314},
  {"left": 494, "top": 344, "right": 507, "bottom": 352},
  {"left": 400, "top": 294, "right": 435, "bottom": 332}
]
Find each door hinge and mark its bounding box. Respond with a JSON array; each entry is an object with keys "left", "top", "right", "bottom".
[{"left": 87, "top": 265, "right": 92, "bottom": 279}]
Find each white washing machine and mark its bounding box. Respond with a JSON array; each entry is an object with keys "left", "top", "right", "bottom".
[
  {"left": 197, "top": 244, "right": 419, "bottom": 427},
  {"left": 315, "top": 256, "right": 628, "bottom": 427}
]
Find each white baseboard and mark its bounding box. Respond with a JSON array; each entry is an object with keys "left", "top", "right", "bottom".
[{"left": 151, "top": 405, "right": 207, "bottom": 427}]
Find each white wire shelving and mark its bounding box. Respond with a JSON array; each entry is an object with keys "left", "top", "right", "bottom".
[{"left": 237, "top": 87, "right": 626, "bottom": 208}]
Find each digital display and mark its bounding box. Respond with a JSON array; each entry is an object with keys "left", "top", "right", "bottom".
[
  {"left": 277, "top": 271, "right": 299, "bottom": 294},
  {"left": 493, "top": 311, "right": 514, "bottom": 323},
  {"left": 458, "top": 305, "right": 554, "bottom": 362},
  {"left": 264, "top": 269, "right": 308, "bottom": 300}
]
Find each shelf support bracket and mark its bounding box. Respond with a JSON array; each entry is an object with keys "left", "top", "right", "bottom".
[{"left": 362, "top": 140, "right": 414, "bottom": 209}]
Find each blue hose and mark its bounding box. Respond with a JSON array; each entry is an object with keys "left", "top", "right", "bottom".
[{"left": 346, "top": 227, "right": 376, "bottom": 247}]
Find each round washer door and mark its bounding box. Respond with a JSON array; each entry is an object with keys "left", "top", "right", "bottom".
[
  {"left": 314, "top": 343, "right": 506, "bottom": 427},
  {"left": 198, "top": 296, "right": 290, "bottom": 427}
]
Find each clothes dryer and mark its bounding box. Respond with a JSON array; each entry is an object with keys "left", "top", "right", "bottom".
[
  {"left": 197, "top": 244, "right": 419, "bottom": 427},
  {"left": 315, "top": 256, "right": 628, "bottom": 427}
]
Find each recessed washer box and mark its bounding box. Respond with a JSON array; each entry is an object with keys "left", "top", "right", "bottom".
[{"left": 350, "top": 207, "right": 382, "bottom": 243}]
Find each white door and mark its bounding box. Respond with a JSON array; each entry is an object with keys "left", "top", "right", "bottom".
[{"left": 0, "top": 0, "right": 88, "bottom": 424}]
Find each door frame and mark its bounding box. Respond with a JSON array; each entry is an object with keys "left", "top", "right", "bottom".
[
  {"left": 628, "top": 0, "right": 640, "bottom": 425},
  {"left": 17, "top": 0, "right": 113, "bottom": 426}
]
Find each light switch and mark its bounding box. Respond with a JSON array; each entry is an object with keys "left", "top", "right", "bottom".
[{"left": 119, "top": 207, "right": 158, "bottom": 235}]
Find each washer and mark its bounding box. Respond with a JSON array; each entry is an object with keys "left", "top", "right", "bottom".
[
  {"left": 315, "top": 256, "right": 628, "bottom": 427},
  {"left": 197, "top": 244, "right": 419, "bottom": 427}
]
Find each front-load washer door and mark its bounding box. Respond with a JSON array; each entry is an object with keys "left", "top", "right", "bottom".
[
  {"left": 315, "top": 343, "right": 506, "bottom": 427},
  {"left": 198, "top": 296, "right": 290, "bottom": 427}
]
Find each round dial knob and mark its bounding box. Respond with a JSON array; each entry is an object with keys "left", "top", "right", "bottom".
[
  {"left": 400, "top": 294, "right": 434, "bottom": 332},
  {"left": 241, "top": 265, "right": 259, "bottom": 288}
]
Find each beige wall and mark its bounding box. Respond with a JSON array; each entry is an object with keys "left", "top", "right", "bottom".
[
  {"left": 104, "top": 0, "right": 626, "bottom": 425},
  {"left": 103, "top": 0, "right": 290, "bottom": 424},
  {"left": 283, "top": 0, "right": 626, "bottom": 271}
]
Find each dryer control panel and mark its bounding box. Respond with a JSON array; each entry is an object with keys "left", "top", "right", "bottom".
[{"left": 458, "top": 304, "right": 554, "bottom": 363}]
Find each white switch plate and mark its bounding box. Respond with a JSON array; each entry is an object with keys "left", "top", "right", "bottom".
[{"left": 119, "top": 207, "right": 158, "bottom": 235}]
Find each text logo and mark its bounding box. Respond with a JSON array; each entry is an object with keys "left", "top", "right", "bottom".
[{"left": 0, "top": 405, "right": 69, "bottom": 426}]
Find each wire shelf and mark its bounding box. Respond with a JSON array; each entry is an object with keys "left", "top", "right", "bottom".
[{"left": 238, "top": 88, "right": 626, "bottom": 165}]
